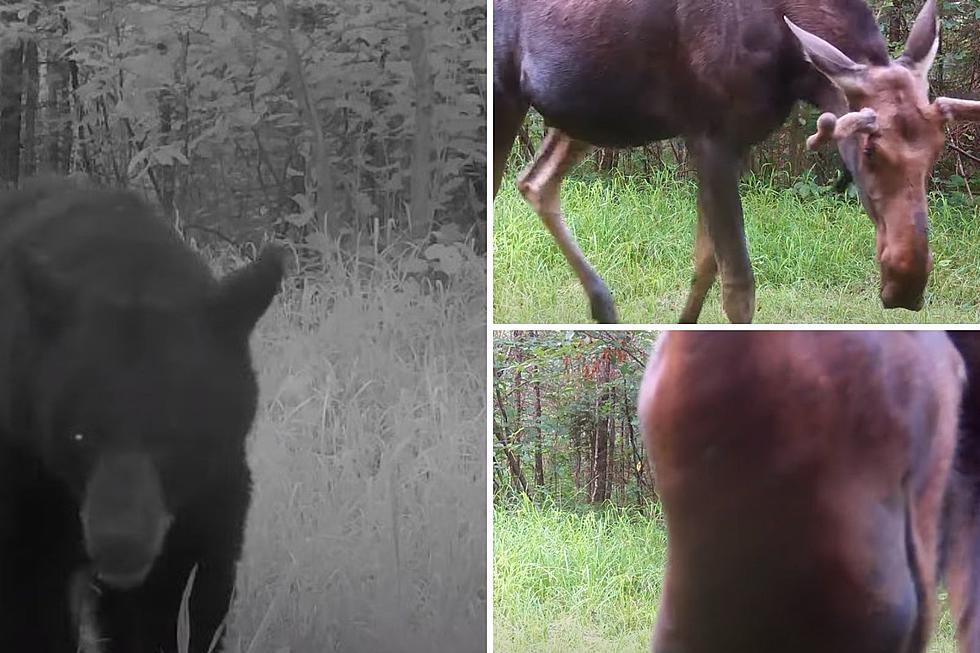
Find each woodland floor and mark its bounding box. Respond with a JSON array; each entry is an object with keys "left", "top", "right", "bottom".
[{"left": 493, "top": 171, "right": 980, "bottom": 324}]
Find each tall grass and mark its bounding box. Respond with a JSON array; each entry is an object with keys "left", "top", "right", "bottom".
[
  {"left": 494, "top": 501, "right": 666, "bottom": 653},
  {"left": 493, "top": 501, "right": 957, "bottom": 653},
  {"left": 493, "top": 169, "right": 980, "bottom": 323},
  {"left": 216, "top": 247, "right": 486, "bottom": 653}
]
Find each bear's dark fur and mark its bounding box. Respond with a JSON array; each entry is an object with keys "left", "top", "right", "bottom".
[{"left": 0, "top": 181, "right": 283, "bottom": 652}]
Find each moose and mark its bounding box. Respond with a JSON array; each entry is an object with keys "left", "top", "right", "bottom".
[
  {"left": 638, "top": 331, "right": 968, "bottom": 652},
  {"left": 943, "top": 332, "right": 980, "bottom": 652},
  {"left": 494, "top": 0, "right": 980, "bottom": 323}
]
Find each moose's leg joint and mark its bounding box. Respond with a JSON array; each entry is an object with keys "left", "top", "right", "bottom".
[{"left": 518, "top": 129, "right": 616, "bottom": 323}]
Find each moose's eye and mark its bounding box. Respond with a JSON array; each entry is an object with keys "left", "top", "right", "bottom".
[{"left": 864, "top": 144, "right": 875, "bottom": 159}]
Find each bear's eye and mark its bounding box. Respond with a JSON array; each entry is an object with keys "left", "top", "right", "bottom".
[{"left": 71, "top": 432, "right": 87, "bottom": 444}]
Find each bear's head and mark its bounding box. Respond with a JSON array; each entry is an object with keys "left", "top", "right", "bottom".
[{"left": 17, "top": 246, "right": 284, "bottom": 589}]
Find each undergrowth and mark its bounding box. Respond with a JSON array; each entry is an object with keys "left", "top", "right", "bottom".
[{"left": 207, "top": 243, "right": 486, "bottom": 653}]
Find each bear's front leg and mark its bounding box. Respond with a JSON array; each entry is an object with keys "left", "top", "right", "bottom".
[
  {"left": 0, "top": 559, "right": 79, "bottom": 652},
  {"left": 0, "top": 458, "right": 86, "bottom": 653}
]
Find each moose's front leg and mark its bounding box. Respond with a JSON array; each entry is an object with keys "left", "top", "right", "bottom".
[{"left": 687, "top": 137, "right": 755, "bottom": 323}]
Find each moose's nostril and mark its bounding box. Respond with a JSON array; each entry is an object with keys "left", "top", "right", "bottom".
[
  {"left": 880, "top": 284, "right": 925, "bottom": 311},
  {"left": 913, "top": 210, "right": 928, "bottom": 236}
]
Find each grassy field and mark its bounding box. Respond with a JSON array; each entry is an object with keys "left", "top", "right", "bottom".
[
  {"left": 493, "top": 502, "right": 958, "bottom": 653},
  {"left": 213, "top": 248, "right": 486, "bottom": 653},
  {"left": 493, "top": 169, "right": 980, "bottom": 324}
]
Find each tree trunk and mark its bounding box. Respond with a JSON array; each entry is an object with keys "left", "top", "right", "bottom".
[
  {"left": 0, "top": 38, "right": 24, "bottom": 184},
  {"left": 68, "top": 58, "right": 93, "bottom": 176},
  {"left": 589, "top": 352, "right": 611, "bottom": 503},
  {"left": 408, "top": 21, "right": 434, "bottom": 236},
  {"left": 591, "top": 396, "right": 609, "bottom": 504},
  {"left": 624, "top": 387, "right": 656, "bottom": 501},
  {"left": 787, "top": 106, "right": 805, "bottom": 177},
  {"left": 591, "top": 352, "right": 615, "bottom": 504},
  {"left": 597, "top": 147, "right": 618, "bottom": 172},
  {"left": 44, "top": 42, "right": 71, "bottom": 174},
  {"left": 493, "top": 376, "right": 529, "bottom": 497},
  {"left": 602, "top": 388, "right": 616, "bottom": 501},
  {"left": 493, "top": 421, "right": 529, "bottom": 497},
  {"left": 274, "top": 0, "right": 337, "bottom": 238},
  {"left": 22, "top": 38, "right": 37, "bottom": 178},
  {"left": 532, "top": 361, "right": 545, "bottom": 489},
  {"left": 514, "top": 338, "right": 528, "bottom": 497},
  {"left": 155, "top": 87, "right": 176, "bottom": 217},
  {"left": 570, "top": 410, "right": 585, "bottom": 491}
]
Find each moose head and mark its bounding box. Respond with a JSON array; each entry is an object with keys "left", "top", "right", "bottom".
[{"left": 786, "top": 0, "right": 980, "bottom": 311}]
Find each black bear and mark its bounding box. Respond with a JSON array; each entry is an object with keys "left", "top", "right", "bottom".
[{"left": 0, "top": 181, "right": 283, "bottom": 652}]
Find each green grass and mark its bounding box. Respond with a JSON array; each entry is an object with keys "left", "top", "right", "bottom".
[
  {"left": 493, "top": 502, "right": 957, "bottom": 653},
  {"left": 216, "top": 249, "right": 486, "bottom": 652},
  {"left": 493, "top": 169, "right": 980, "bottom": 324}
]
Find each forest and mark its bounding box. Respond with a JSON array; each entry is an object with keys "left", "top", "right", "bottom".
[
  {"left": 0, "top": 0, "right": 486, "bottom": 260},
  {"left": 493, "top": 331, "right": 657, "bottom": 508}
]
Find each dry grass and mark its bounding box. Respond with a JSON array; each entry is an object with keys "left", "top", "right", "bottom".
[{"left": 217, "top": 248, "right": 487, "bottom": 653}]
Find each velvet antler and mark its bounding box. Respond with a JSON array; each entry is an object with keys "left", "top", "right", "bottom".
[{"left": 806, "top": 108, "right": 878, "bottom": 150}]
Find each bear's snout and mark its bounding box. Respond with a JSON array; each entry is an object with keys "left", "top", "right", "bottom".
[
  {"left": 80, "top": 452, "right": 172, "bottom": 590},
  {"left": 86, "top": 534, "right": 159, "bottom": 589}
]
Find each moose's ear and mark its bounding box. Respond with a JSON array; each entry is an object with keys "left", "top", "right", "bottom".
[
  {"left": 784, "top": 17, "right": 869, "bottom": 96},
  {"left": 899, "top": 0, "right": 940, "bottom": 102},
  {"left": 211, "top": 245, "right": 285, "bottom": 338},
  {"left": 899, "top": 0, "right": 940, "bottom": 93},
  {"left": 13, "top": 249, "right": 76, "bottom": 339}
]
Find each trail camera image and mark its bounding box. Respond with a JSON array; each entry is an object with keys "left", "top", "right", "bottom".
[
  {"left": 0, "top": 1, "right": 487, "bottom": 652},
  {"left": 492, "top": 331, "right": 980, "bottom": 652}
]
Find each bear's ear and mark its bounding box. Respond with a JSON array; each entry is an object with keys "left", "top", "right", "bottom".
[
  {"left": 211, "top": 245, "right": 285, "bottom": 338},
  {"left": 14, "top": 249, "right": 76, "bottom": 338}
]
